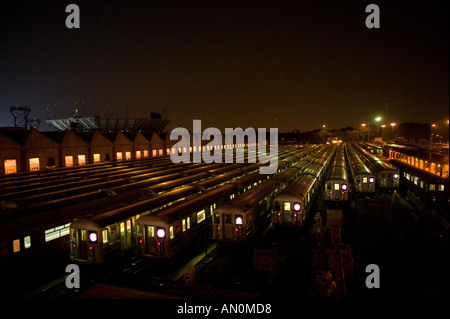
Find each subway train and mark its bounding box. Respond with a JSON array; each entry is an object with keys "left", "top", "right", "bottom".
[
  {"left": 324, "top": 144, "right": 349, "bottom": 202},
  {"left": 345, "top": 144, "right": 376, "bottom": 195},
  {"left": 272, "top": 145, "right": 336, "bottom": 226},
  {"left": 389, "top": 159, "right": 449, "bottom": 208},
  {"left": 68, "top": 147, "right": 309, "bottom": 263},
  {"left": 352, "top": 143, "right": 399, "bottom": 191}
]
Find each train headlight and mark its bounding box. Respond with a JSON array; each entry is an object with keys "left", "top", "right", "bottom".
[
  {"left": 394, "top": 173, "right": 399, "bottom": 179},
  {"left": 369, "top": 177, "right": 374, "bottom": 183},
  {"left": 157, "top": 228, "right": 166, "bottom": 239},
  {"left": 293, "top": 203, "right": 301, "bottom": 211},
  {"left": 235, "top": 216, "right": 243, "bottom": 225},
  {"left": 88, "top": 231, "right": 98, "bottom": 243},
  {"left": 342, "top": 184, "right": 347, "bottom": 190}
]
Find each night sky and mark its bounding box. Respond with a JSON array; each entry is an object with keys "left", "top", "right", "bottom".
[{"left": 1, "top": 0, "right": 448, "bottom": 132}]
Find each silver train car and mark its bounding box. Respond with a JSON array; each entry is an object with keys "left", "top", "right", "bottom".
[
  {"left": 352, "top": 143, "right": 399, "bottom": 190},
  {"left": 345, "top": 144, "right": 376, "bottom": 194},
  {"left": 324, "top": 144, "right": 349, "bottom": 201},
  {"left": 272, "top": 145, "right": 336, "bottom": 226}
]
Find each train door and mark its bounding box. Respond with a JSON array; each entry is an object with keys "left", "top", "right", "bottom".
[
  {"left": 146, "top": 226, "right": 156, "bottom": 255},
  {"left": 78, "top": 229, "right": 88, "bottom": 260},
  {"left": 361, "top": 177, "right": 369, "bottom": 191},
  {"left": 333, "top": 183, "right": 341, "bottom": 200},
  {"left": 282, "top": 201, "right": 292, "bottom": 223},
  {"left": 223, "top": 214, "right": 233, "bottom": 240},
  {"left": 120, "top": 219, "right": 132, "bottom": 249}
]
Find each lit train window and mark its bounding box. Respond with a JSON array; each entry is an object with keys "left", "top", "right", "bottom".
[
  {"left": 187, "top": 217, "right": 191, "bottom": 229},
  {"left": 102, "top": 230, "right": 108, "bottom": 244},
  {"left": 148, "top": 226, "right": 155, "bottom": 237},
  {"left": 120, "top": 223, "right": 125, "bottom": 235},
  {"left": 429, "top": 184, "right": 436, "bottom": 191},
  {"left": 197, "top": 210, "right": 206, "bottom": 223},
  {"left": 24, "top": 236, "right": 31, "bottom": 249},
  {"left": 284, "top": 202, "right": 291, "bottom": 211},
  {"left": 334, "top": 184, "right": 340, "bottom": 191},
  {"left": 126, "top": 220, "right": 131, "bottom": 231},
  {"left": 406, "top": 174, "right": 410, "bottom": 181},
  {"left": 45, "top": 224, "right": 71, "bottom": 242},
  {"left": 169, "top": 226, "right": 174, "bottom": 239},
  {"left": 438, "top": 185, "right": 445, "bottom": 191},
  {"left": 362, "top": 177, "right": 368, "bottom": 183},
  {"left": 420, "top": 182, "right": 424, "bottom": 189},
  {"left": 414, "top": 178, "right": 418, "bottom": 185},
  {"left": 13, "top": 240, "right": 20, "bottom": 253},
  {"left": 182, "top": 219, "right": 186, "bottom": 232},
  {"left": 81, "top": 230, "right": 87, "bottom": 241}
]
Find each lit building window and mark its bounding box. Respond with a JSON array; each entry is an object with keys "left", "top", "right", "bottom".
[
  {"left": 65, "top": 156, "right": 73, "bottom": 167},
  {"left": 4, "top": 159, "right": 17, "bottom": 174},
  {"left": 136, "top": 151, "right": 141, "bottom": 159},
  {"left": 93, "top": 153, "right": 100, "bottom": 163},
  {"left": 143, "top": 150, "right": 148, "bottom": 158},
  {"left": 78, "top": 154, "right": 86, "bottom": 165},
  {"left": 159, "top": 149, "right": 163, "bottom": 156},
  {"left": 117, "top": 152, "right": 123, "bottom": 160},
  {"left": 125, "top": 152, "right": 131, "bottom": 160},
  {"left": 29, "top": 158, "right": 40, "bottom": 171},
  {"left": 152, "top": 150, "right": 157, "bottom": 157}
]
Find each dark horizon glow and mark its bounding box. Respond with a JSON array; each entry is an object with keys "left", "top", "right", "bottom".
[{"left": 1, "top": 1, "right": 448, "bottom": 132}]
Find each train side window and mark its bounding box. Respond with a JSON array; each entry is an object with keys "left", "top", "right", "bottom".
[
  {"left": 102, "top": 229, "right": 108, "bottom": 244},
  {"left": 81, "top": 230, "right": 87, "bottom": 241},
  {"left": 326, "top": 183, "right": 331, "bottom": 190},
  {"left": 406, "top": 174, "right": 410, "bottom": 181},
  {"left": 120, "top": 223, "right": 125, "bottom": 235},
  {"left": 438, "top": 184, "right": 445, "bottom": 191},
  {"left": 182, "top": 219, "right": 186, "bottom": 231},
  {"left": 213, "top": 215, "right": 220, "bottom": 224},
  {"left": 148, "top": 226, "right": 155, "bottom": 237},
  {"left": 420, "top": 181, "right": 424, "bottom": 189},
  {"left": 13, "top": 239, "right": 20, "bottom": 253},
  {"left": 137, "top": 224, "right": 142, "bottom": 236},
  {"left": 24, "top": 236, "right": 31, "bottom": 249},
  {"left": 429, "top": 184, "right": 436, "bottom": 191},
  {"left": 334, "top": 184, "right": 340, "bottom": 191},
  {"left": 414, "top": 178, "right": 418, "bottom": 185},
  {"left": 197, "top": 210, "right": 206, "bottom": 223},
  {"left": 169, "top": 226, "right": 174, "bottom": 240},
  {"left": 126, "top": 220, "right": 131, "bottom": 232}
]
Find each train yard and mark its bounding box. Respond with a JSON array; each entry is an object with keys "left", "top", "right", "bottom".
[{"left": 0, "top": 143, "right": 448, "bottom": 299}]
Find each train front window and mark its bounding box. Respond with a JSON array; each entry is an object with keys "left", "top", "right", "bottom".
[
  {"left": 284, "top": 202, "right": 291, "bottom": 211},
  {"left": 213, "top": 215, "right": 220, "bottom": 224},
  {"left": 102, "top": 229, "right": 108, "bottom": 244},
  {"left": 148, "top": 226, "right": 155, "bottom": 237},
  {"left": 438, "top": 184, "right": 445, "bottom": 191},
  {"left": 81, "top": 230, "right": 87, "bottom": 241},
  {"left": 429, "top": 184, "right": 436, "bottom": 191},
  {"left": 274, "top": 201, "right": 280, "bottom": 211},
  {"left": 334, "top": 184, "right": 340, "bottom": 191},
  {"left": 225, "top": 215, "right": 231, "bottom": 224},
  {"left": 362, "top": 177, "right": 368, "bottom": 183}
]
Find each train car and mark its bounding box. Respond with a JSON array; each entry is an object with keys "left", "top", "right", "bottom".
[
  {"left": 272, "top": 145, "right": 336, "bottom": 226},
  {"left": 352, "top": 143, "right": 399, "bottom": 191},
  {"left": 345, "top": 144, "right": 376, "bottom": 195},
  {"left": 212, "top": 167, "right": 302, "bottom": 242},
  {"left": 389, "top": 159, "right": 449, "bottom": 208},
  {"left": 324, "top": 145, "right": 349, "bottom": 201}
]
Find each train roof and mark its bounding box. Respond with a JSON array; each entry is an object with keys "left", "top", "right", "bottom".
[
  {"left": 276, "top": 174, "right": 316, "bottom": 198},
  {"left": 327, "top": 166, "right": 348, "bottom": 181}
]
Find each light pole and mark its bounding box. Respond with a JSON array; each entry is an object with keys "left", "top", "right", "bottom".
[
  {"left": 381, "top": 124, "right": 386, "bottom": 141},
  {"left": 374, "top": 116, "right": 382, "bottom": 140},
  {"left": 430, "top": 124, "right": 436, "bottom": 144},
  {"left": 390, "top": 123, "right": 396, "bottom": 142},
  {"left": 361, "top": 123, "right": 366, "bottom": 142}
]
